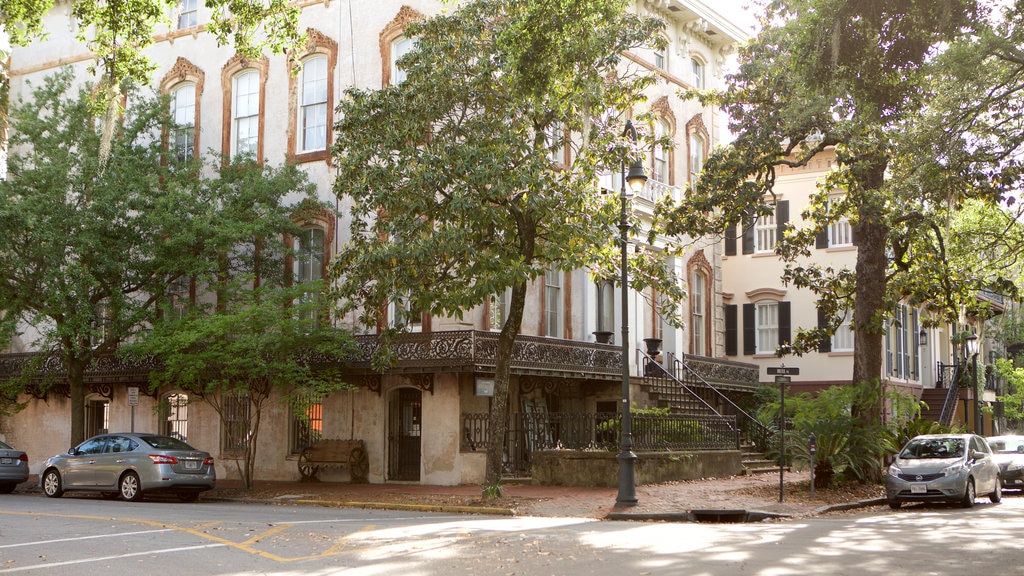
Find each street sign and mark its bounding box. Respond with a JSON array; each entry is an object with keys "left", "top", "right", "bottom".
[
  {"left": 128, "top": 386, "right": 140, "bottom": 407},
  {"left": 767, "top": 366, "right": 800, "bottom": 376}
]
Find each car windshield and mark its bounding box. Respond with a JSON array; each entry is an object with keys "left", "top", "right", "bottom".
[
  {"left": 901, "top": 438, "right": 966, "bottom": 459},
  {"left": 141, "top": 435, "right": 197, "bottom": 451}
]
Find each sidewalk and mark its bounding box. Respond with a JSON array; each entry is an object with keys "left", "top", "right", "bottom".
[{"left": 201, "top": 470, "right": 887, "bottom": 521}]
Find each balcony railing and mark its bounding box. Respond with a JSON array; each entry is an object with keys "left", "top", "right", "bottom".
[{"left": 352, "top": 330, "right": 621, "bottom": 379}]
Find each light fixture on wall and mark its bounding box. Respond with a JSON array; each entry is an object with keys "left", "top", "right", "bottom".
[{"left": 919, "top": 329, "right": 927, "bottom": 347}]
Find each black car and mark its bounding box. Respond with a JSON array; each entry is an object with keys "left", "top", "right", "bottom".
[{"left": 987, "top": 435, "right": 1024, "bottom": 490}]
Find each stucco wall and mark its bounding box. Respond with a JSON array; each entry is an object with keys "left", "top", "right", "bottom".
[{"left": 531, "top": 450, "right": 743, "bottom": 487}]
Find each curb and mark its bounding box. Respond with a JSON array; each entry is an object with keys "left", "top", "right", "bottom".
[{"left": 605, "top": 497, "right": 886, "bottom": 523}]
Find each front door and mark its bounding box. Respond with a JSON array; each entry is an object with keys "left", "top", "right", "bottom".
[{"left": 387, "top": 388, "right": 421, "bottom": 481}]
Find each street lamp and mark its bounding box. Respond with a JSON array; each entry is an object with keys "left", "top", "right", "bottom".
[
  {"left": 966, "top": 330, "right": 981, "bottom": 434},
  {"left": 616, "top": 119, "right": 647, "bottom": 507}
]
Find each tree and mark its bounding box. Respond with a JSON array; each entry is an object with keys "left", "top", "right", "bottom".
[
  {"left": 0, "top": 69, "right": 208, "bottom": 446},
  {"left": 330, "top": 0, "right": 682, "bottom": 496},
  {"left": 123, "top": 155, "right": 359, "bottom": 489},
  {"left": 657, "top": 0, "right": 989, "bottom": 436},
  {"left": 127, "top": 285, "right": 358, "bottom": 489}
]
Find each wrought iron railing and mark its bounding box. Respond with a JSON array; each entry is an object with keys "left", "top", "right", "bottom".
[
  {"left": 351, "top": 330, "right": 621, "bottom": 377},
  {"left": 937, "top": 362, "right": 963, "bottom": 427},
  {"left": 653, "top": 351, "right": 773, "bottom": 452},
  {"left": 460, "top": 411, "right": 739, "bottom": 477}
]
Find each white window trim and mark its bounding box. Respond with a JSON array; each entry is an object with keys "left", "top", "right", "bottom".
[{"left": 298, "top": 55, "right": 328, "bottom": 153}]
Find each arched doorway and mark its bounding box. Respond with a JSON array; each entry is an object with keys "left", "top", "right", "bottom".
[{"left": 387, "top": 387, "right": 421, "bottom": 481}]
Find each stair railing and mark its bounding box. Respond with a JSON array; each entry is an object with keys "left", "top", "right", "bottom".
[
  {"left": 937, "top": 362, "right": 963, "bottom": 427},
  {"left": 640, "top": 350, "right": 773, "bottom": 451}
]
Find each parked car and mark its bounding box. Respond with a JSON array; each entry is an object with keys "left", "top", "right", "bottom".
[
  {"left": 987, "top": 435, "right": 1024, "bottom": 491},
  {"left": 886, "top": 433, "right": 1001, "bottom": 509},
  {"left": 0, "top": 440, "right": 30, "bottom": 493},
  {"left": 40, "top": 433, "right": 215, "bottom": 502}
]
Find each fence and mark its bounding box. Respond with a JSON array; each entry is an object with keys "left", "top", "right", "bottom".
[{"left": 461, "top": 411, "right": 739, "bottom": 477}]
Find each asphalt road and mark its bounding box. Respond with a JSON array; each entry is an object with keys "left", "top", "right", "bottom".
[{"left": 1, "top": 491, "right": 1022, "bottom": 575}]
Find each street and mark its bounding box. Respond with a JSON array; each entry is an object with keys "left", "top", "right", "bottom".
[{"left": 1, "top": 491, "right": 1021, "bottom": 575}]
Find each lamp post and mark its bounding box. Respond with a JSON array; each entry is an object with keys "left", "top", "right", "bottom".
[
  {"left": 616, "top": 119, "right": 647, "bottom": 507},
  {"left": 966, "top": 331, "right": 981, "bottom": 434}
]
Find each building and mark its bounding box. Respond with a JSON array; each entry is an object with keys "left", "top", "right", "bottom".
[
  {"left": 720, "top": 148, "right": 1000, "bottom": 433},
  {"left": 0, "top": 0, "right": 757, "bottom": 485}
]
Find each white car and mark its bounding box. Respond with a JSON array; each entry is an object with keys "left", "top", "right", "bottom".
[{"left": 886, "top": 433, "right": 1001, "bottom": 509}]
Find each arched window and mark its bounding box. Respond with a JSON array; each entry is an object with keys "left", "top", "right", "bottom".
[
  {"left": 652, "top": 118, "right": 670, "bottom": 183},
  {"left": 690, "top": 57, "right": 705, "bottom": 89},
  {"left": 690, "top": 269, "right": 707, "bottom": 355},
  {"left": 379, "top": 6, "right": 424, "bottom": 87},
  {"left": 298, "top": 55, "right": 328, "bottom": 153},
  {"left": 689, "top": 131, "right": 705, "bottom": 187},
  {"left": 160, "top": 393, "right": 190, "bottom": 440},
  {"left": 170, "top": 83, "right": 196, "bottom": 162},
  {"left": 232, "top": 70, "right": 260, "bottom": 156}
]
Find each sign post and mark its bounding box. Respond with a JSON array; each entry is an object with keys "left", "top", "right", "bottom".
[
  {"left": 767, "top": 367, "right": 799, "bottom": 503},
  {"left": 128, "top": 386, "right": 140, "bottom": 433}
]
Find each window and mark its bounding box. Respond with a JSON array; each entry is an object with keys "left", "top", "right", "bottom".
[
  {"left": 755, "top": 211, "right": 777, "bottom": 253},
  {"left": 830, "top": 216, "right": 853, "bottom": 247},
  {"left": 832, "top": 310, "right": 855, "bottom": 352},
  {"left": 652, "top": 119, "right": 670, "bottom": 183},
  {"left": 289, "top": 394, "right": 323, "bottom": 454},
  {"left": 544, "top": 268, "right": 563, "bottom": 337},
  {"left": 298, "top": 55, "right": 328, "bottom": 153},
  {"left": 489, "top": 289, "right": 510, "bottom": 332},
  {"left": 691, "top": 270, "right": 706, "bottom": 355},
  {"left": 232, "top": 70, "right": 260, "bottom": 156},
  {"left": 89, "top": 301, "right": 109, "bottom": 347},
  {"left": 391, "top": 36, "right": 416, "bottom": 85},
  {"left": 221, "top": 392, "right": 250, "bottom": 453},
  {"left": 755, "top": 301, "right": 779, "bottom": 354},
  {"left": 390, "top": 294, "right": 422, "bottom": 332},
  {"left": 170, "top": 83, "right": 196, "bottom": 162},
  {"left": 167, "top": 274, "right": 191, "bottom": 320},
  {"left": 885, "top": 304, "right": 921, "bottom": 381},
  {"left": 653, "top": 41, "right": 666, "bottom": 69},
  {"left": 85, "top": 399, "right": 109, "bottom": 437},
  {"left": 689, "top": 132, "right": 705, "bottom": 187},
  {"left": 177, "top": 0, "right": 198, "bottom": 29},
  {"left": 160, "top": 393, "right": 189, "bottom": 441},
  {"left": 691, "top": 58, "right": 705, "bottom": 89},
  {"left": 596, "top": 280, "right": 615, "bottom": 339},
  {"left": 294, "top": 227, "right": 325, "bottom": 284},
  {"left": 546, "top": 122, "right": 565, "bottom": 164}
]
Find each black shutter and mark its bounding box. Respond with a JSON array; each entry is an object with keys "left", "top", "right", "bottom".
[
  {"left": 775, "top": 200, "right": 789, "bottom": 245},
  {"left": 725, "top": 225, "right": 737, "bottom": 256},
  {"left": 743, "top": 303, "right": 756, "bottom": 355},
  {"left": 742, "top": 219, "right": 754, "bottom": 255},
  {"left": 725, "top": 304, "right": 737, "bottom": 356},
  {"left": 817, "top": 307, "right": 831, "bottom": 353},
  {"left": 815, "top": 227, "right": 829, "bottom": 249},
  {"left": 779, "top": 301, "right": 791, "bottom": 347}
]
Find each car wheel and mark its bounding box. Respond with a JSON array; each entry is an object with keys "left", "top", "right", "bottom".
[
  {"left": 177, "top": 491, "right": 200, "bottom": 503},
  {"left": 42, "top": 469, "right": 64, "bottom": 498},
  {"left": 961, "top": 478, "right": 976, "bottom": 508},
  {"left": 888, "top": 499, "right": 901, "bottom": 510},
  {"left": 991, "top": 476, "right": 1003, "bottom": 503},
  {"left": 0, "top": 483, "right": 16, "bottom": 494},
  {"left": 119, "top": 472, "right": 143, "bottom": 502}
]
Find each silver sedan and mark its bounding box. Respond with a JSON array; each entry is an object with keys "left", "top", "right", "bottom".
[
  {"left": 0, "top": 440, "right": 30, "bottom": 493},
  {"left": 40, "top": 433, "right": 216, "bottom": 502},
  {"left": 886, "top": 433, "right": 1001, "bottom": 509}
]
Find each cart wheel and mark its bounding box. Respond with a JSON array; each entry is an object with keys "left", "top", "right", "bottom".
[
  {"left": 349, "top": 446, "right": 369, "bottom": 483},
  {"left": 298, "top": 449, "right": 320, "bottom": 481}
]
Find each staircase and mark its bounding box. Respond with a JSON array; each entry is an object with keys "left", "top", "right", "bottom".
[
  {"left": 919, "top": 387, "right": 949, "bottom": 423},
  {"left": 741, "top": 445, "right": 779, "bottom": 475},
  {"left": 640, "top": 351, "right": 777, "bottom": 475}
]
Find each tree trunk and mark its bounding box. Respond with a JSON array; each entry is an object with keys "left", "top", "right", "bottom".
[
  {"left": 67, "top": 357, "right": 87, "bottom": 447},
  {"left": 483, "top": 279, "right": 528, "bottom": 498},
  {"left": 851, "top": 159, "right": 889, "bottom": 428}
]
